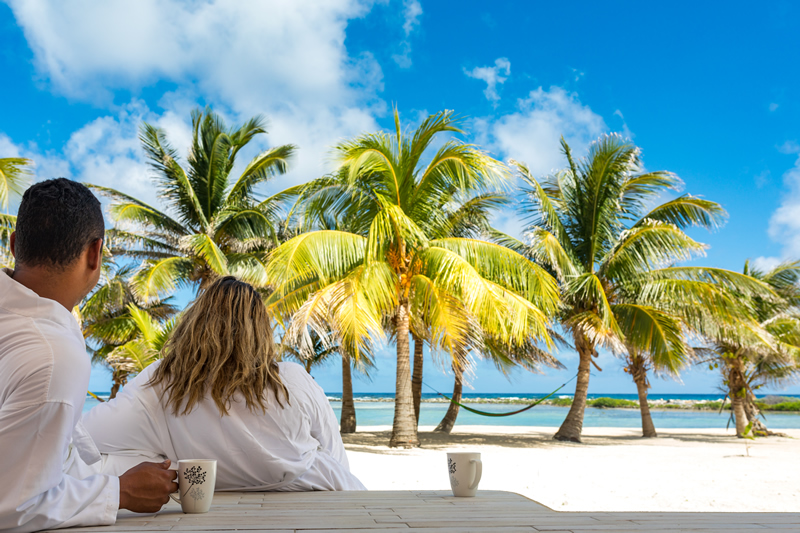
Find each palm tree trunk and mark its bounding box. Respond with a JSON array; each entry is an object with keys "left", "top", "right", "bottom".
[
  {"left": 109, "top": 370, "right": 125, "bottom": 400},
  {"left": 434, "top": 365, "right": 462, "bottom": 434},
  {"left": 554, "top": 334, "right": 593, "bottom": 443},
  {"left": 626, "top": 353, "right": 657, "bottom": 438},
  {"left": 340, "top": 354, "right": 356, "bottom": 433},
  {"left": 633, "top": 368, "right": 657, "bottom": 438},
  {"left": 390, "top": 301, "right": 419, "bottom": 448},
  {"left": 731, "top": 393, "right": 748, "bottom": 437},
  {"left": 411, "top": 334, "right": 424, "bottom": 426},
  {"left": 744, "top": 391, "right": 769, "bottom": 436},
  {"left": 728, "top": 356, "right": 748, "bottom": 438}
]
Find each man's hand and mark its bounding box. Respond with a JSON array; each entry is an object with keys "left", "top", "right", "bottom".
[{"left": 119, "top": 460, "right": 179, "bottom": 513}]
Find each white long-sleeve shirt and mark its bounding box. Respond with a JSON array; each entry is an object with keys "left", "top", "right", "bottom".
[
  {"left": 0, "top": 270, "right": 119, "bottom": 532},
  {"left": 83, "top": 361, "right": 365, "bottom": 492}
]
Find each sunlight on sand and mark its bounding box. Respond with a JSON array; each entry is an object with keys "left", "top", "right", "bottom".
[{"left": 344, "top": 426, "right": 800, "bottom": 512}]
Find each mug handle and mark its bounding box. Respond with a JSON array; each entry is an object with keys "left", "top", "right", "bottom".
[
  {"left": 469, "top": 459, "right": 482, "bottom": 490},
  {"left": 169, "top": 493, "right": 181, "bottom": 504}
]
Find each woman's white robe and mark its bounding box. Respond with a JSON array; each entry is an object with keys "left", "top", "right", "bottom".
[{"left": 83, "top": 361, "right": 365, "bottom": 492}]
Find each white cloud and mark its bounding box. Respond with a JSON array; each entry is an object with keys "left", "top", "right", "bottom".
[
  {"left": 769, "top": 102, "right": 779, "bottom": 112},
  {"left": 765, "top": 142, "right": 800, "bottom": 260},
  {"left": 751, "top": 256, "right": 782, "bottom": 272},
  {"left": 8, "top": 0, "right": 378, "bottom": 106},
  {"left": 6, "top": 0, "right": 389, "bottom": 203},
  {"left": 472, "top": 86, "right": 613, "bottom": 239},
  {"left": 464, "top": 58, "right": 511, "bottom": 103},
  {"left": 392, "top": 0, "right": 423, "bottom": 68},
  {"left": 476, "top": 86, "right": 608, "bottom": 177}
]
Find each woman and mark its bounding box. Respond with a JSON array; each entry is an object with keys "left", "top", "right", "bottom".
[{"left": 83, "top": 276, "right": 365, "bottom": 491}]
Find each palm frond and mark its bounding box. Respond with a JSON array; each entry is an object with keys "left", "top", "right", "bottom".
[
  {"left": 634, "top": 195, "right": 727, "bottom": 230},
  {"left": 227, "top": 144, "right": 296, "bottom": 203},
  {"left": 613, "top": 304, "right": 690, "bottom": 374},
  {"left": 131, "top": 257, "right": 195, "bottom": 301},
  {"left": 0, "top": 157, "right": 33, "bottom": 209}
]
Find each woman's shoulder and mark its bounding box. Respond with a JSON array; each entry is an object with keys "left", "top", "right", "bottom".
[{"left": 277, "top": 361, "right": 311, "bottom": 382}]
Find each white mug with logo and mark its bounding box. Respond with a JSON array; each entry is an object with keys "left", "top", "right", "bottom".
[
  {"left": 170, "top": 459, "right": 217, "bottom": 513},
  {"left": 446, "top": 452, "right": 482, "bottom": 497}
]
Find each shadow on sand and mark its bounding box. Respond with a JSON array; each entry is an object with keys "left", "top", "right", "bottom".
[{"left": 341, "top": 428, "right": 771, "bottom": 454}]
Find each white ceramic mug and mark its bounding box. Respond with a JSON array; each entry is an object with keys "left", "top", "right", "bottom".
[
  {"left": 170, "top": 459, "right": 217, "bottom": 513},
  {"left": 446, "top": 452, "right": 482, "bottom": 497}
]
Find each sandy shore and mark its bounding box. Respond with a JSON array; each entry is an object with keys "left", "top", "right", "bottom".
[{"left": 343, "top": 425, "right": 800, "bottom": 512}]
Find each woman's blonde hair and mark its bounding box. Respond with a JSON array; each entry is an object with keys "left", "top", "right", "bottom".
[{"left": 149, "top": 276, "right": 288, "bottom": 416}]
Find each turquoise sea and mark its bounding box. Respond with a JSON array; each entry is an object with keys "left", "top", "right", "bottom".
[{"left": 83, "top": 392, "right": 800, "bottom": 429}]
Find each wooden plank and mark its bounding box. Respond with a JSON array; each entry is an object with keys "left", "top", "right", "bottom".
[{"left": 47, "top": 491, "right": 800, "bottom": 532}]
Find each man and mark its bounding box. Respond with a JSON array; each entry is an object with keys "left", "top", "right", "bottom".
[{"left": 0, "top": 178, "right": 177, "bottom": 532}]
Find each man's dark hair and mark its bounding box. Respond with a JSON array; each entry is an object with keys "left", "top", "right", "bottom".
[{"left": 14, "top": 178, "right": 105, "bottom": 268}]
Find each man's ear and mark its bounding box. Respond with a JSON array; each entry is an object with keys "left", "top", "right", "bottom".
[
  {"left": 9, "top": 231, "right": 16, "bottom": 258},
  {"left": 87, "top": 238, "right": 103, "bottom": 271}
]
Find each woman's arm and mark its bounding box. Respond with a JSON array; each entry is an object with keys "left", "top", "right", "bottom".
[
  {"left": 281, "top": 363, "right": 350, "bottom": 468},
  {"left": 82, "top": 365, "right": 173, "bottom": 474}
]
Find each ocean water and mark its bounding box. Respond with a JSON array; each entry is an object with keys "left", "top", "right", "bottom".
[{"left": 83, "top": 392, "right": 800, "bottom": 429}]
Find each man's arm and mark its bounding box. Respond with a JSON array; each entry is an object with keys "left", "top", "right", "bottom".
[
  {"left": 0, "top": 401, "right": 178, "bottom": 532},
  {"left": 0, "top": 401, "right": 118, "bottom": 533}
]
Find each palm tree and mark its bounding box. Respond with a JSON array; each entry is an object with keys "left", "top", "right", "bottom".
[
  {"left": 90, "top": 108, "right": 298, "bottom": 300},
  {"left": 104, "top": 305, "right": 177, "bottom": 382},
  {"left": 507, "top": 134, "right": 771, "bottom": 442},
  {"left": 266, "top": 110, "right": 560, "bottom": 447},
  {"left": 698, "top": 260, "right": 800, "bottom": 437},
  {"left": 0, "top": 157, "right": 32, "bottom": 269},
  {"left": 297, "top": 149, "right": 552, "bottom": 434},
  {"left": 81, "top": 261, "right": 177, "bottom": 397}
]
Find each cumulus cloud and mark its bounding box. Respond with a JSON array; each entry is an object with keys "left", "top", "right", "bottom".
[
  {"left": 764, "top": 142, "right": 800, "bottom": 260},
  {"left": 5, "top": 0, "right": 388, "bottom": 202},
  {"left": 464, "top": 58, "right": 511, "bottom": 103},
  {"left": 8, "top": 0, "right": 378, "bottom": 105},
  {"left": 392, "top": 0, "right": 423, "bottom": 68},
  {"left": 476, "top": 86, "right": 608, "bottom": 177},
  {"left": 751, "top": 256, "right": 783, "bottom": 272},
  {"left": 470, "top": 86, "right": 612, "bottom": 239}
]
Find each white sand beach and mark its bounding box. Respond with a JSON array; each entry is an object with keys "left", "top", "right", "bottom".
[{"left": 344, "top": 426, "right": 800, "bottom": 513}]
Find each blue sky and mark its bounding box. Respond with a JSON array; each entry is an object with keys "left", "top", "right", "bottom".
[{"left": 2, "top": 1, "right": 799, "bottom": 395}]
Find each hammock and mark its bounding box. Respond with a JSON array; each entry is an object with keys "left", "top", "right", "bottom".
[{"left": 423, "top": 373, "right": 578, "bottom": 417}]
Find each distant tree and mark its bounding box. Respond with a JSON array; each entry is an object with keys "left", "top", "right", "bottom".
[
  {"left": 80, "top": 260, "right": 177, "bottom": 398},
  {"left": 90, "top": 108, "right": 298, "bottom": 300},
  {"left": 697, "top": 260, "right": 800, "bottom": 437}
]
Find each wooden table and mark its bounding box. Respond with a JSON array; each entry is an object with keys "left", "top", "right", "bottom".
[{"left": 52, "top": 490, "right": 800, "bottom": 532}]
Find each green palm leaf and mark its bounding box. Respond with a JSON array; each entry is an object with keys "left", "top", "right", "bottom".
[
  {"left": 0, "top": 157, "right": 32, "bottom": 209},
  {"left": 613, "top": 304, "right": 689, "bottom": 374}
]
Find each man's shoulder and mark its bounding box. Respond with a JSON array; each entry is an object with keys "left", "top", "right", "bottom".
[{"left": 0, "top": 309, "right": 89, "bottom": 407}]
